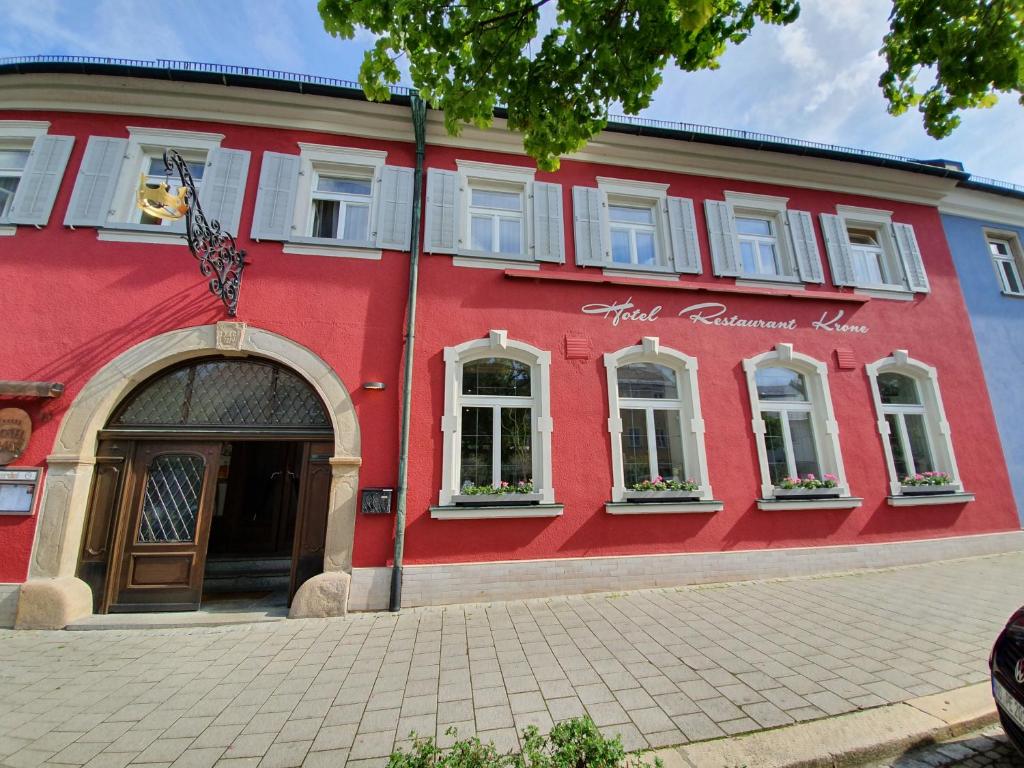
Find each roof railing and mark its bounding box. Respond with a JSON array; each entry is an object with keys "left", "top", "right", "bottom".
[{"left": 2, "top": 54, "right": 1022, "bottom": 190}]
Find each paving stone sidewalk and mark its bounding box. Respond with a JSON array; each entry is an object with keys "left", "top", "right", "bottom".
[
  {"left": 1, "top": 552, "right": 1023, "bottom": 768},
  {"left": 866, "top": 723, "right": 1024, "bottom": 767}
]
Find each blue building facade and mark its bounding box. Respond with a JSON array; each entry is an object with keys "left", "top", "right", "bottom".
[{"left": 942, "top": 186, "right": 1024, "bottom": 524}]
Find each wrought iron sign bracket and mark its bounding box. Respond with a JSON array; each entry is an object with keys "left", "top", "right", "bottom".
[{"left": 137, "top": 150, "right": 247, "bottom": 315}]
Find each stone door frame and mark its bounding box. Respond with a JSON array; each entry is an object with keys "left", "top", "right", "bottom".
[{"left": 17, "top": 322, "right": 361, "bottom": 628}]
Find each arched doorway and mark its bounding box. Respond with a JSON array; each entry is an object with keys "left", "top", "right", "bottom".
[
  {"left": 79, "top": 356, "right": 335, "bottom": 613},
  {"left": 19, "top": 323, "right": 361, "bottom": 628}
]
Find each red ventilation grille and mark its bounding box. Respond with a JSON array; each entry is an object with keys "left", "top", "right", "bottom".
[
  {"left": 834, "top": 349, "right": 857, "bottom": 370},
  {"left": 564, "top": 337, "right": 591, "bottom": 360}
]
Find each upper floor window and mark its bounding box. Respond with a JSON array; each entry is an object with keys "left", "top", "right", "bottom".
[
  {"left": 468, "top": 184, "right": 524, "bottom": 256},
  {"left": 438, "top": 331, "right": 555, "bottom": 507},
  {"left": 736, "top": 215, "right": 781, "bottom": 277},
  {"left": 604, "top": 339, "right": 712, "bottom": 503},
  {"left": 705, "top": 192, "right": 824, "bottom": 285},
  {"left": 743, "top": 344, "right": 849, "bottom": 500},
  {"left": 0, "top": 120, "right": 74, "bottom": 230},
  {"left": 0, "top": 149, "right": 29, "bottom": 218},
  {"left": 987, "top": 234, "right": 1024, "bottom": 297},
  {"left": 867, "top": 351, "right": 963, "bottom": 496},
  {"left": 572, "top": 178, "right": 701, "bottom": 275},
  {"left": 820, "top": 206, "right": 930, "bottom": 295},
  {"left": 310, "top": 172, "right": 373, "bottom": 241},
  {"left": 64, "top": 127, "right": 250, "bottom": 245},
  {"left": 249, "top": 143, "right": 414, "bottom": 257},
  {"left": 425, "top": 161, "right": 564, "bottom": 266}
]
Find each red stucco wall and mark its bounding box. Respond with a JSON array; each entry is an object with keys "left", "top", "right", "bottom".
[{"left": 1, "top": 108, "right": 1017, "bottom": 584}]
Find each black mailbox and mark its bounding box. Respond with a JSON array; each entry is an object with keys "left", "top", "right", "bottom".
[{"left": 361, "top": 487, "right": 394, "bottom": 515}]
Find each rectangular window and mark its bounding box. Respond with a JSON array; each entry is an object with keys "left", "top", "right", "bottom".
[
  {"left": 848, "top": 228, "right": 888, "bottom": 286},
  {"left": 609, "top": 202, "right": 660, "bottom": 266},
  {"left": 310, "top": 174, "right": 373, "bottom": 240},
  {"left": 460, "top": 406, "right": 493, "bottom": 488},
  {"left": 619, "top": 408, "right": 685, "bottom": 485},
  {"left": 459, "top": 405, "right": 534, "bottom": 487},
  {"left": 989, "top": 237, "right": 1024, "bottom": 296},
  {"left": 761, "top": 409, "right": 821, "bottom": 484},
  {"left": 138, "top": 154, "right": 206, "bottom": 226},
  {"left": 0, "top": 148, "right": 29, "bottom": 219},
  {"left": 468, "top": 186, "right": 523, "bottom": 255},
  {"left": 736, "top": 216, "right": 781, "bottom": 276}
]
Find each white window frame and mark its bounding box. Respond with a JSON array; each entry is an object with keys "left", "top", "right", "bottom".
[
  {"left": 835, "top": 205, "right": 909, "bottom": 294},
  {"left": 439, "top": 330, "right": 553, "bottom": 506},
  {"left": 466, "top": 182, "right": 526, "bottom": 257},
  {"left": 597, "top": 177, "right": 671, "bottom": 274},
  {"left": 725, "top": 191, "right": 798, "bottom": 283},
  {"left": 604, "top": 337, "right": 712, "bottom": 502},
  {"left": 0, "top": 120, "right": 51, "bottom": 234},
  {"left": 742, "top": 344, "right": 849, "bottom": 499},
  {"left": 866, "top": 350, "right": 963, "bottom": 496},
  {"left": 291, "top": 143, "right": 386, "bottom": 252},
  {"left": 985, "top": 230, "right": 1024, "bottom": 298},
  {"left": 107, "top": 127, "right": 225, "bottom": 233},
  {"left": 456, "top": 160, "right": 535, "bottom": 263}
]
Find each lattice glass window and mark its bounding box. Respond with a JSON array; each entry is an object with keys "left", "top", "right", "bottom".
[
  {"left": 609, "top": 202, "right": 660, "bottom": 267},
  {"left": 989, "top": 237, "right": 1024, "bottom": 296},
  {"left": 737, "top": 216, "right": 782, "bottom": 276},
  {"left": 755, "top": 366, "right": 821, "bottom": 484},
  {"left": 616, "top": 363, "right": 685, "bottom": 485},
  {"left": 111, "top": 359, "right": 330, "bottom": 429},
  {"left": 137, "top": 453, "right": 205, "bottom": 543},
  {"left": 468, "top": 185, "right": 524, "bottom": 255},
  {"left": 310, "top": 173, "right": 372, "bottom": 240}
]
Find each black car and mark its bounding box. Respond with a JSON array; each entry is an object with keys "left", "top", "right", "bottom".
[{"left": 992, "top": 607, "right": 1024, "bottom": 754}]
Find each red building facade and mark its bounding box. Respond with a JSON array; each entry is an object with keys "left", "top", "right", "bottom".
[{"left": 1, "top": 61, "right": 1019, "bottom": 628}]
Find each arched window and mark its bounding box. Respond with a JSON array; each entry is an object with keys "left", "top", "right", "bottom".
[
  {"left": 604, "top": 338, "right": 712, "bottom": 503},
  {"left": 439, "top": 331, "right": 554, "bottom": 507},
  {"left": 867, "top": 351, "right": 962, "bottom": 496},
  {"left": 743, "top": 344, "right": 849, "bottom": 500}
]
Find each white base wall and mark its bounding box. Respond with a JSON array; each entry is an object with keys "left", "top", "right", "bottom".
[
  {"left": 349, "top": 530, "right": 1024, "bottom": 611},
  {"left": 0, "top": 584, "right": 20, "bottom": 628}
]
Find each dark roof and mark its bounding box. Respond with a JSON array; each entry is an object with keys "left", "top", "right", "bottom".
[{"left": 2, "top": 54, "right": 1021, "bottom": 199}]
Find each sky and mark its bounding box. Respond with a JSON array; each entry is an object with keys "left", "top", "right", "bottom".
[{"left": 1, "top": 0, "right": 1021, "bottom": 184}]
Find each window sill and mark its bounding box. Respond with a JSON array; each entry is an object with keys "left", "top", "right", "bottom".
[
  {"left": 97, "top": 226, "right": 186, "bottom": 246},
  {"left": 0, "top": 224, "right": 15, "bottom": 237},
  {"left": 735, "top": 276, "right": 803, "bottom": 290},
  {"left": 757, "top": 496, "right": 863, "bottom": 511},
  {"left": 999, "top": 291, "right": 1024, "bottom": 300},
  {"left": 430, "top": 504, "right": 563, "bottom": 520},
  {"left": 452, "top": 255, "right": 539, "bottom": 271},
  {"left": 854, "top": 286, "right": 914, "bottom": 301},
  {"left": 282, "top": 241, "right": 382, "bottom": 260},
  {"left": 887, "top": 492, "right": 975, "bottom": 507},
  {"left": 605, "top": 500, "right": 723, "bottom": 515},
  {"left": 602, "top": 267, "right": 679, "bottom": 281}
]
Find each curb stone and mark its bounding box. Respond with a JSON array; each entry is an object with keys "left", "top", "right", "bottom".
[{"left": 647, "top": 683, "right": 998, "bottom": 768}]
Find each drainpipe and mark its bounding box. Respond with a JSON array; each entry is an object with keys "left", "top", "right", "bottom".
[{"left": 390, "top": 94, "right": 427, "bottom": 612}]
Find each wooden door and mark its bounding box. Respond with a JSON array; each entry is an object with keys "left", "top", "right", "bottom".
[
  {"left": 108, "top": 441, "right": 221, "bottom": 612},
  {"left": 77, "top": 439, "right": 133, "bottom": 613},
  {"left": 289, "top": 441, "right": 333, "bottom": 601}
]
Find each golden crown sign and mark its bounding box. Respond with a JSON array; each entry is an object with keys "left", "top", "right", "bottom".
[{"left": 136, "top": 174, "right": 189, "bottom": 221}]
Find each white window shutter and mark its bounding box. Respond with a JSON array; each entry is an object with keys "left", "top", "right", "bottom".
[
  {"left": 532, "top": 181, "right": 564, "bottom": 263},
  {"left": 424, "top": 168, "right": 459, "bottom": 254},
  {"left": 894, "top": 223, "right": 930, "bottom": 293},
  {"left": 704, "top": 200, "right": 741, "bottom": 276},
  {"left": 6, "top": 135, "right": 74, "bottom": 226},
  {"left": 63, "top": 136, "right": 127, "bottom": 227},
  {"left": 199, "top": 147, "right": 250, "bottom": 236},
  {"left": 250, "top": 151, "right": 300, "bottom": 242},
  {"left": 819, "top": 213, "right": 857, "bottom": 286},
  {"left": 374, "top": 165, "right": 415, "bottom": 251},
  {"left": 572, "top": 186, "right": 606, "bottom": 265},
  {"left": 666, "top": 196, "right": 701, "bottom": 274},
  {"left": 787, "top": 209, "right": 824, "bottom": 283}
]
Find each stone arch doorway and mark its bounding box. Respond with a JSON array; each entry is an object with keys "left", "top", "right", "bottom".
[{"left": 16, "top": 323, "right": 361, "bottom": 629}]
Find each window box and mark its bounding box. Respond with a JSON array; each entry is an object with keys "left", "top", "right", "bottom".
[
  {"left": 451, "top": 492, "right": 543, "bottom": 507},
  {"left": 772, "top": 488, "right": 841, "bottom": 499},
  {"left": 622, "top": 489, "right": 702, "bottom": 503},
  {"left": 899, "top": 483, "right": 958, "bottom": 496}
]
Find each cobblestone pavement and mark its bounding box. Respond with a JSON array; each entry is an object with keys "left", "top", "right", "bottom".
[
  {"left": 1, "top": 553, "right": 1023, "bottom": 768},
  {"left": 867, "top": 723, "right": 1024, "bottom": 767}
]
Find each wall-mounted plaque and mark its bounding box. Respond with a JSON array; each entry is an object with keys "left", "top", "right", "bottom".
[
  {"left": 0, "top": 408, "right": 31, "bottom": 465},
  {"left": 361, "top": 488, "right": 394, "bottom": 515},
  {"left": 0, "top": 467, "right": 40, "bottom": 515}
]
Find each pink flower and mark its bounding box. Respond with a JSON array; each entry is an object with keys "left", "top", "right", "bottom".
[
  {"left": 914, "top": 473, "right": 923, "bottom": 480},
  {"left": 824, "top": 473, "right": 837, "bottom": 480},
  {"left": 806, "top": 474, "right": 816, "bottom": 481},
  {"left": 500, "top": 481, "right": 509, "bottom": 487}
]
